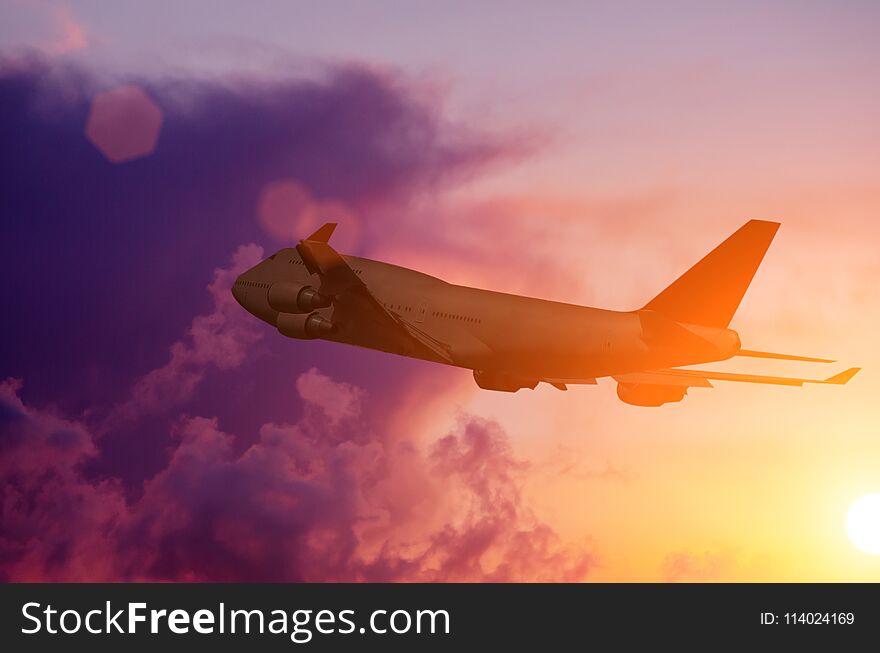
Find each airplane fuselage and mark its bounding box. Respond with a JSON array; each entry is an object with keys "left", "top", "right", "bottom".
[
  {"left": 230, "top": 220, "right": 857, "bottom": 404},
  {"left": 232, "top": 247, "right": 739, "bottom": 387}
]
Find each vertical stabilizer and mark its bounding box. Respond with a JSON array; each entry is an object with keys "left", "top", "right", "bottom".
[{"left": 643, "top": 220, "right": 779, "bottom": 327}]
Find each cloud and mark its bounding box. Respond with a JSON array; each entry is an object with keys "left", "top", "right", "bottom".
[
  {"left": 0, "top": 54, "right": 516, "bottom": 486},
  {"left": 0, "top": 378, "right": 126, "bottom": 581},
  {"left": 0, "top": 54, "right": 513, "bottom": 415},
  {"left": 295, "top": 367, "right": 364, "bottom": 429},
  {"left": 0, "top": 369, "right": 592, "bottom": 582},
  {"left": 411, "top": 418, "right": 593, "bottom": 582},
  {"left": 103, "top": 244, "right": 264, "bottom": 430},
  {"left": 538, "top": 444, "right": 630, "bottom": 484},
  {"left": 0, "top": 55, "right": 591, "bottom": 582},
  {"left": 662, "top": 550, "right": 737, "bottom": 582},
  {"left": 47, "top": 6, "right": 89, "bottom": 54},
  {"left": 367, "top": 188, "right": 682, "bottom": 309}
]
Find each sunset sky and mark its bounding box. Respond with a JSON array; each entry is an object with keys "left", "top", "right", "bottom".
[{"left": 1, "top": 1, "right": 878, "bottom": 581}]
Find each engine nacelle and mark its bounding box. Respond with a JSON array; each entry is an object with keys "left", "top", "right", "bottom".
[
  {"left": 277, "top": 311, "right": 336, "bottom": 340},
  {"left": 267, "top": 282, "right": 331, "bottom": 314},
  {"left": 616, "top": 382, "right": 686, "bottom": 407},
  {"left": 473, "top": 370, "right": 539, "bottom": 393}
]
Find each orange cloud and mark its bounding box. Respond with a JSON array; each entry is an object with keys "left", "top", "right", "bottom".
[
  {"left": 48, "top": 5, "right": 88, "bottom": 54},
  {"left": 662, "top": 550, "right": 738, "bottom": 582}
]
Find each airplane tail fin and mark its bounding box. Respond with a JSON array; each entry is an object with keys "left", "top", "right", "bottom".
[{"left": 643, "top": 219, "right": 780, "bottom": 328}]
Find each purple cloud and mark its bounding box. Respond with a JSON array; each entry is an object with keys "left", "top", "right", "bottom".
[
  {"left": 0, "top": 54, "right": 511, "bottom": 487},
  {"left": 0, "top": 54, "right": 583, "bottom": 582},
  {"left": 102, "top": 243, "right": 264, "bottom": 431},
  {"left": 1, "top": 367, "right": 592, "bottom": 582}
]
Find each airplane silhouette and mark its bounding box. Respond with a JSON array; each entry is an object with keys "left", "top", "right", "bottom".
[{"left": 232, "top": 220, "right": 859, "bottom": 406}]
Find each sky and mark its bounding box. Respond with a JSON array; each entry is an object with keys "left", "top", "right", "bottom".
[{"left": 1, "top": 0, "right": 879, "bottom": 581}]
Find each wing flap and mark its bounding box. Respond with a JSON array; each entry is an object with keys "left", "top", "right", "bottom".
[
  {"left": 396, "top": 319, "right": 455, "bottom": 364},
  {"left": 542, "top": 377, "right": 598, "bottom": 386}
]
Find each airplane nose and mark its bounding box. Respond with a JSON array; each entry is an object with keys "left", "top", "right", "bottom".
[{"left": 231, "top": 276, "right": 245, "bottom": 307}]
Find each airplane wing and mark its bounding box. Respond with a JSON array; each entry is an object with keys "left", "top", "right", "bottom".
[
  {"left": 296, "top": 223, "right": 455, "bottom": 364},
  {"left": 616, "top": 367, "right": 860, "bottom": 388},
  {"left": 396, "top": 318, "right": 456, "bottom": 364}
]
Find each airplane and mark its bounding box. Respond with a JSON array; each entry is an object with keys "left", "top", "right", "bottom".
[{"left": 231, "top": 219, "right": 859, "bottom": 406}]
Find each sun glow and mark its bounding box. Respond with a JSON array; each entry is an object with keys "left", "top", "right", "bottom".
[{"left": 847, "top": 494, "right": 880, "bottom": 556}]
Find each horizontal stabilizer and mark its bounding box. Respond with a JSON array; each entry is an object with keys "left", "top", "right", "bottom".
[{"left": 736, "top": 349, "right": 835, "bottom": 363}]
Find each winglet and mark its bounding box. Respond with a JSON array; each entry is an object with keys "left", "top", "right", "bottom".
[
  {"left": 297, "top": 223, "right": 339, "bottom": 277},
  {"left": 820, "top": 367, "right": 861, "bottom": 385},
  {"left": 304, "top": 223, "right": 337, "bottom": 243}
]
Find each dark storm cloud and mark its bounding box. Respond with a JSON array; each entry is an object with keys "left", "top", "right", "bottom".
[
  {"left": 0, "top": 54, "right": 506, "bottom": 412},
  {"left": 0, "top": 54, "right": 509, "bottom": 483},
  {"left": 0, "top": 55, "right": 588, "bottom": 582}
]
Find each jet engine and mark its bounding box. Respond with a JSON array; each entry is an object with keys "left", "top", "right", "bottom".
[
  {"left": 473, "top": 370, "right": 539, "bottom": 392},
  {"left": 267, "top": 282, "right": 331, "bottom": 314},
  {"left": 616, "top": 382, "right": 687, "bottom": 407},
  {"left": 277, "top": 312, "right": 335, "bottom": 339}
]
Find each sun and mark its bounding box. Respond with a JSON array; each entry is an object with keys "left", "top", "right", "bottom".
[{"left": 847, "top": 494, "right": 880, "bottom": 555}]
